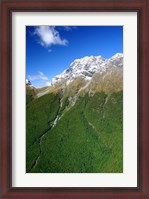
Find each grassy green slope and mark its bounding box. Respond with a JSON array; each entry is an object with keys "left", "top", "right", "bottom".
[
  {"left": 26, "top": 86, "right": 37, "bottom": 105},
  {"left": 26, "top": 93, "right": 60, "bottom": 172},
  {"left": 28, "top": 91, "right": 123, "bottom": 173}
]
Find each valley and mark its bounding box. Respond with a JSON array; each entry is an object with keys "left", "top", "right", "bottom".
[{"left": 26, "top": 53, "right": 123, "bottom": 173}]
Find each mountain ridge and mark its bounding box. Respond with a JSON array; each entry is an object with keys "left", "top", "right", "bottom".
[
  {"left": 26, "top": 53, "right": 123, "bottom": 98},
  {"left": 26, "top": 53, "right": 123, "bottom": 173},
  {"left": 51, "top": 53, "right": 123, "bottom": 87}
]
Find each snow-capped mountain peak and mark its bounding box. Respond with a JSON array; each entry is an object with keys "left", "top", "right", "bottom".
[
  {"left": 111, "top": 53, "right": 123, "bottom": 59},
  {"left": 26, "top": 79, "right": 32, "bottom": 86},
  {"left": 51, "top": 53, "right": 123, "bottom": 86}
]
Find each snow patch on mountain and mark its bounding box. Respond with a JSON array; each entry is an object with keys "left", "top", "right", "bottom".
[
  {"left": 26, "top": 79, "right": 32, "bottom": 86},
  {"left": 51, "top": 53, "right": 123, "bottom": 86}
]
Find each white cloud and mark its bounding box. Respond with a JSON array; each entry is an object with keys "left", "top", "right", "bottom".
[
  {"left": 63, "top": 26, "right": 77, "bottom": 31},
  {"left": 28, "top": 71, "right": 48, "bottom": 81},
  {"left": 63, "top": 26, "right": 72, "bottom": 31},
  {"left": 45, "top": 81, "right": 51, "bottom": 86},
  {"left": 28, "top": 75, "right": 37, "bottom": 81},
  {"left": 34, "top": 26, "right": 68, "bottom": 48}
]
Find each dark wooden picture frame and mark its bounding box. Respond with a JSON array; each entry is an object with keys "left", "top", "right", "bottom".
[{"left": 0, "top": 0, "right": 148, "bottom": 198}]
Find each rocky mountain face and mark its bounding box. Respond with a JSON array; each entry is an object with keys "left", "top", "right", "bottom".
[
  {"left": 51, "top": 53, "right": 123, "bottom": 87},
  {"left": 26, "top": 53, "right": 123, "bottom": 173},
  {"left": 49, "top": 53, "right": 123, "bottom": 99},
  {"left": 26, "top": 79, "right": 32, "bottom": 86},
  {"left": 26, "top": 53, "right": 123, "bottom": 99}
]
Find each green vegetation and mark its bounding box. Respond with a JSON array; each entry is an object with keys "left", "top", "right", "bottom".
[
  {"left": 26, "top": 90, "right": 123, "bottom": 173},
  {"left": 26, "top": 92, "right": 60, "bottom": 172},
  {"left": 26, "top": 86, "right": 37, "bottom": 105}
]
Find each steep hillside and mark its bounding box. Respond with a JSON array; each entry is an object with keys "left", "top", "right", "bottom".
[
  {"left": 26, "top": 91, "right": 123, "bottom": 173},
  {"left": 26, "top": 85, "right": 37, "bottom": 105},
  {"left": 26, "top": 53, "right": 123, "bottom": 173},
  {"left": 26, "top": 92, "right": 60, "bottom": 172}
]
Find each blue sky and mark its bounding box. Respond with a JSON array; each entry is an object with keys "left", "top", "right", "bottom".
[{"left": 26, "top": 26, "right": 123, "bottom": 88}]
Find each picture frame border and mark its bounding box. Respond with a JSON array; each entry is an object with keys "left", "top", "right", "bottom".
[{"left": 1, "top": 0, "right": 148, "bottom": 198}]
